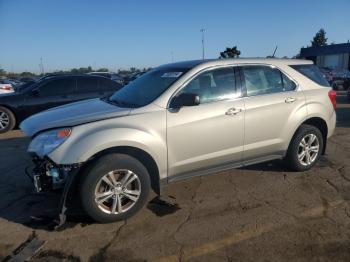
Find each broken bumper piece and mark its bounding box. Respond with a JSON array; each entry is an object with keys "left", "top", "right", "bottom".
[{"left": 30, "top": 155, "right": 81, "bottom": 193}]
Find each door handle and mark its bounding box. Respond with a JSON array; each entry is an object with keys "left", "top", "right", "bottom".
[
  {"left": 225, "top": 108, "right": 242, "bottom": 116},
  {"left": 285, "top": 97, "right": 297, "bottom": 103}
]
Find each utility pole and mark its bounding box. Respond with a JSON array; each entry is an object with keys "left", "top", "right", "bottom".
[
  {"left": 39, "top": 57, "right": 44, "bottom": 75},
  {"left": 200, "top": 28, "right": 206, "bottom": 60}
]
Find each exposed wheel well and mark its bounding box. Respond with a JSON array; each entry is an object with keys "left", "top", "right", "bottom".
[
  {"left": 81, "top": 146, "right": 161, "bottom": 195},
  {"left": 300, "top": 117, "right": 328, "bottom": 154}
]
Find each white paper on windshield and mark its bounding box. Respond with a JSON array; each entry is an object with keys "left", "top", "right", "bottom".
[{"left": 161, "top": 72, "right": 183, "bottom": 78}]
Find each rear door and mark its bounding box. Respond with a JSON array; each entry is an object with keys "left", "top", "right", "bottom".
[{"left": 240, "top": 65, "right": 307, "bottom": 163}]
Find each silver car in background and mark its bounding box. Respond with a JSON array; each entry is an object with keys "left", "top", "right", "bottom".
[{"left": 20, "top": 58, "right": 336, "bottom": 223}]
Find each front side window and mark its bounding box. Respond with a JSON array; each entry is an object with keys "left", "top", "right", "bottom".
[
  {"left": 242, "top": 66, "right": 296, "bottom": 96},
  {"left": 39, "top": 79, "right": 76, "bottom": 96},
  {"left": 178, "top": 67, "right": 237, "bottom": 104}
]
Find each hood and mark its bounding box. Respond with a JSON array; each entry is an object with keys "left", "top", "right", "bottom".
[{"left": 20, "top": 98, "right": 131, "bottom": 136}]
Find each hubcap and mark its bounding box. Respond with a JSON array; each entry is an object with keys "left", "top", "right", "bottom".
[
  {"left": 94, "top": 169, "right": 141, "bottom": 214},
  {"left": 0, "top": 111, "right": 9, "bottom": 130},
  {"left": 297, "top": 133, "right": 319, "bottom": 166}
]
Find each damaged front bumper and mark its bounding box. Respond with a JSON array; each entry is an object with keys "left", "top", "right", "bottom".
[
  {"left": 27, "top": 155, "right": 83, "bottom": 229},
  {"left": 29, "top": 154, "right": 81, "bottom": 193}
]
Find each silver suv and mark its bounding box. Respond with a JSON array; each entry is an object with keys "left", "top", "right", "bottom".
[{"left": 21, "top": 59, "right": 337, "bottom": 223}]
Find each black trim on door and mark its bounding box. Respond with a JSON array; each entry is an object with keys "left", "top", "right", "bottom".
[{"left": 234, "top": 66, "right": 245, "bottom": 97}]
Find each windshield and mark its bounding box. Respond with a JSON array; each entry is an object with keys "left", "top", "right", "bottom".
[{"left": 108, "top": 67, "right": 188, "bottom": 108}]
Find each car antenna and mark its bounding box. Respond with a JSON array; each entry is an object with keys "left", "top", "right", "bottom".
[{"left": 272, "top": 46, "right": 278, "bottom": 58}]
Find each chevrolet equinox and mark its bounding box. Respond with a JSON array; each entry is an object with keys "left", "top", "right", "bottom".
[{"left": 20, "top": 59, "right": 337, "bottom": 223}]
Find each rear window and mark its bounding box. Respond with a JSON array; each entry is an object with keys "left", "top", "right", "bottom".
[{"left": 291, "top": 64, "right": 330, "bottom": 87}]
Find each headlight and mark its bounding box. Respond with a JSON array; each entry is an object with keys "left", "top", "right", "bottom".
[{"left": 28, "top": 128, "right": 71, "bottom": 158}]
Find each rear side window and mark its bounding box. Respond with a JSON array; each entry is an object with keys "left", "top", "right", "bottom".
[
  {"left": 242, "top": 66, "right": 296, "bottom": 96},
  {"left": 290, "top": 65, "right": 330, "bottom": 87},
  {"left": 99, "top": 78, "right": 120, "bottom": 91},
  {"left": 77, "top": 77, "right": 98, "bottom": 93}
]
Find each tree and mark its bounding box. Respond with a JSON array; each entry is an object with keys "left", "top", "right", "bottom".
[
  {"left": 130, "top": 67, "right": 138, "bottom": 73},
  {"left": 311, "top": 29, "right": 328, "bottom": 47},
  {"left": 220, "top": 46, "right": 241, "bottom": 59},
  {"left": 0, "top": 68, "right": 6, "bottom": 77},
  {"left": 70, "top": 66, "right": 93, "bottom": 74},
  {"left": 96, "top": 68, "right": 109, "bottom": 72}
]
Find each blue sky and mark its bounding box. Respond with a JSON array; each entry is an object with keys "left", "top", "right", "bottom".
[{"left": 0, "top": 0, "right": 349, "bottom": 73}]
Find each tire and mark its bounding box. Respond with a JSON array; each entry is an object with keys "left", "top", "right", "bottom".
[
  {"left": 0, "top": 106, "right": 16, "bottom": 134},
  {"left": 80, "top": 153, "right": 151, "bottom": 223},
  {"left": 285, "top": 124, "right": 324, "bottom": 172}
]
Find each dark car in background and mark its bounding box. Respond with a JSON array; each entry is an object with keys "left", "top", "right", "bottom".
[
  {"left": 320, "top": 67, "right": 350, "bottom": 90},
  {"left": 123, "top": 71, "right": 146, "bottom": 85},
  {"left": 0, "top": 74, "right": 122, "bottom": 133},
  {"left": 87, "top": 72, "right": 125, "bottom": 85},
  {"left": 331, "top": 69, "right": 350, "bottom": 90}
]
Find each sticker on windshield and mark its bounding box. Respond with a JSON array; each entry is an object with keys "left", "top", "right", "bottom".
[{"left": 161, "top": 72, "right": 183, "bottom": 78}]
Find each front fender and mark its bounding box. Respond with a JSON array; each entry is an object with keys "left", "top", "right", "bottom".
[{"left": 48, "top": 114, "right": 167, "bottom": 179}]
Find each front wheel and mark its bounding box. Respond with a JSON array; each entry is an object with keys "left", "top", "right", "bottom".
[
  {"left": 285, "top": 124, "right": 324, "bottom": 172},
  {"left": 80, "top": 153, "right": 151, "bottom": 223}
]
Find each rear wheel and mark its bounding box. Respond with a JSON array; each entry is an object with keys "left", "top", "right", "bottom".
[
  {"left": 80, "top": 153, "right": 151, "bottom": 223},
  {"left": 285, "top": 124, "right": 324, "bottom": 171},
  {"left": 0, "top": 106, "right": 15, "bottom": 134}
]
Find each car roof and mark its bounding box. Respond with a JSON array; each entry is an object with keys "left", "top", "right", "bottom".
[
  {"left": 38, "top": 74, "right": 111, "bottom": 81},
  {"left": 160, "top": 58, "right": 313, "bottom": 70}
]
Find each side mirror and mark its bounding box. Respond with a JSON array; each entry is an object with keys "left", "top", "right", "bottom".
[{"left": 170, "top": 93, "right": 200, "bottom": 108}]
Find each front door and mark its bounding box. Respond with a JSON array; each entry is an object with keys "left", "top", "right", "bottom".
[
  {"left": 23, "top": 78, "right": 77, "bottom": 117},
  {"left": 167, "top": 66, "right": 245, "bottom": 179}
]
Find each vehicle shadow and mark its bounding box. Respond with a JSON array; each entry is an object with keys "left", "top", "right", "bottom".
[
  {"left": 0, "top": 134, "right": 92, "bottom": 231},
  {"left": 240, "top": 160, "right": 289, "bottom": 173},
  {"left": 241, "top": 156, "right": 333, "bottom": 173}
]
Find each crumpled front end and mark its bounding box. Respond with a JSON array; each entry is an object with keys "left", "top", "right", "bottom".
[{"left": 29, "top": 154, "right": 81, "bottom": 192}]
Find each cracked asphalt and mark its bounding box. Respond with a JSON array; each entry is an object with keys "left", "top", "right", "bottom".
[{"left": 0, "top": 93, "right": 350, "bottom": 262}]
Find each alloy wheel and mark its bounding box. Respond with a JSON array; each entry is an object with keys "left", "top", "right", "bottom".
[
  {"left": 0, "top": 111, "right": 10, "bottom": 130},
  {"left": 94, "top": 169, "right": 141, "bottom": 214},
  {"left": 297, "top": 133, "right": 320, "bottom": 166}
]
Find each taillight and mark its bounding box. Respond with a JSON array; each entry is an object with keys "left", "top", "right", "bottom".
[{"left": 328, "top": 90, "right": 337, "bottom": 109}]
